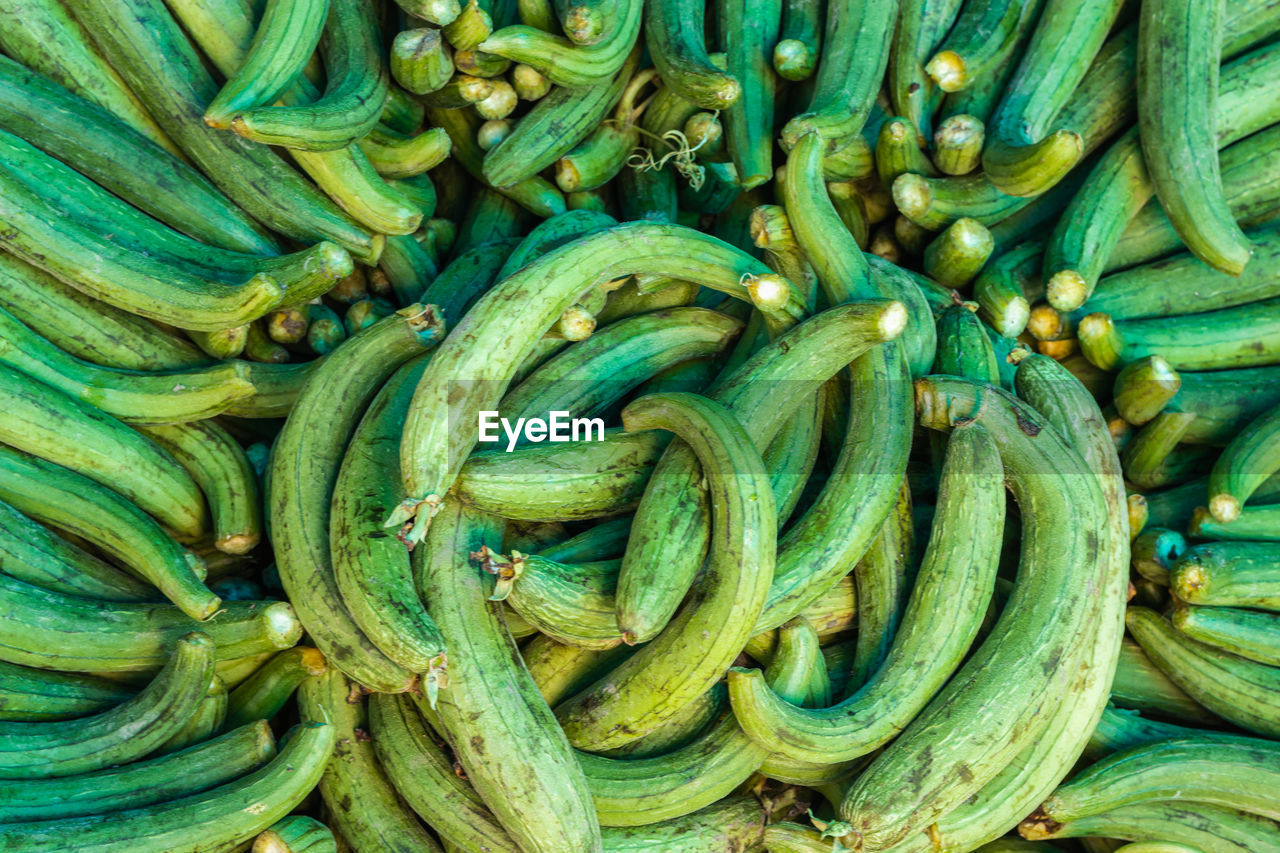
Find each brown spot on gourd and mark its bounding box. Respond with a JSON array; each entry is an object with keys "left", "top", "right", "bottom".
[
  {"left": 1041, "top": 649, "right": 1062, "bottom": 676},
  {"left": 1084, "top": 530, "right": 1099, "bottom": 554},
  {"left": 1013, "top": 406, "right": 1041, "bottom": 436},
  {"left": 907, "top": 745, "right": 933, "bottom": 794},
  {"left": 574, "top": 691, "right": 604, "bottom": 714},
  {"left": 470, "top": 735, "right": 485, "bottom": 756}
]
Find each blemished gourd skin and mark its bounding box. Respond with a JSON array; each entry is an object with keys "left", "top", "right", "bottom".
[
  {"left": 1172, "top": 605, "right": 1280, "bottom": 666},
  {"left": 554, "top": 392, "right": 778, "bottom": 749},
  {"left": 728, "top": 421, "right": 1004, "bottom": 765},
  {"left": 0, "top": 632, "right": 215, "bottom": 779},
  {"left": 1171, "top": 541, "right": 1280, "bottom": 609},
  {"left": 1019, "top": 800, "right": 1280, "bottom": 850},
  {"left": 840, "top": 375, "right": 1110, "bottom": 849},
  {"left": 887, "top": 0, "right": 963, "bottom": 142},
  {"left": 0, "top": 372, "right": 212, "bottom": 562},
  {"left": 479, "top": 0, "right": 642, "bottom": 88},
  {"left": 270, "top": 308, "right": 445, "bottom": 693},
  {"left": 616, "top": 300, "right": 906, "bottom": 644},
  {"left": 369, "top": 691, "right": 521, "bottom": 852},
  {"left": 298, "top": 670, "right": 444, "bottom": 853},
  {"left": 1128, "top": 606, "right": 1280, "bottom": 738},
  {"left": 10, "top": 0, "right": 1280, "bottom": 843},
  {"left": 64, "top": 0, "right": 383, "bottom": 261},
  {"left": 981, "top": 0, "right": 1129, "bottom": 197},
  {"left": 231, "top": 0, "right": 389, "bottom": 152},
  {"left": 1207, "top": 400, "right": 1280, "bottom": 523},
  {"left": 140, "top": 421, "right": 262, "bottom": 555},
  {"left": 331, "top": 358, "right": 446, "bottom": 674},
  {"left": 904, "top": 352, "right": 1130, "bottom": 853},
  {"left": 778, "top": 0, "right": 897, "bottom": 149},
  {"left": 1046, "top": 38, "right": 1280, "bottom": 312},
  {"left": 0, "top": 720, "right": 333, "bottom": 853},
  {"left": 483, "top": 48, "right": 640, "bottom": 188},
  {"left": 394, "top": 221, "right": 807, "bottom": 545},
  {"left": 644, "top": 0, "right": 740, "bottom": 108},
  {"left": 1038, "top": 734, "right": 1280, "bottom": 826},
  {"left": 0, "top": 0, "right": 185, "bottom": 160},
  {"left": 415, "top": 500, "right": 601, "bottom": 853},
  {"left": 203, "top": 0, "right": 331, "bottom": 128},
  {"left": 0, "top": 719, "right": 275, "bottom": 822},
  {"left": 0, "top": 55, "right": 274, "bottom": 255},
  {"left": 1136, "top": 0, "right": 1250, "bottom": 275}
]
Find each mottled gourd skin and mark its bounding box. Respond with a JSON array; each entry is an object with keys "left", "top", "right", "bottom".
[
  {"left": 1128, "top": 606, "right": 1280, "bottom": 738},
  {"left": 483, "top": 49, "right": 639, "bottom": 188},
  {"left": 0, "top": 720, "right": 275, "bottom": 823},
  {"left": 0, "top": 55, "right": 274, "bottom": 254},
  {"left": 555, "top": 392, "right": 777, "bottom": 750},
  {"left": 479, "top": 0, "right": 642, "bottom": 89},
  {"left": 231, "top": 0, "right": 389, "bottom": 152},
  {"left": 1039, "top": 734, "right": 1280, "bottom": 826},
  {"left": 1208, "top": 400, "right": 1280, "bottom": 524},
  {"left": 63, "top": 0, "right": 381, "bottom": 260},
  {"left": 1137, "top": 0, "right": 1251, "bottom": 275},
  {"left": 271, "top": 310, "right": 444, "bottom": 693},
  {"left": 12, "top": 0, "right": 1280, "bottom": 846},
  {"left": 298, "top": 670, "right": 448, "bottom": 853},
  {"left": 202, "top": 0, "right": 330, "bottom": 128},
  {"left": 368, "top": 692, "right": 521, "bottom": 853},
  {"left": 887, "top": 0, "right": 963, "bottom": 142},
  {"left": 1047, "top": 36, "right": 1280, "bottom": 311},
  {"left": 779, "top": 0, "right": 897, "bottom": 148},
  {"left": 644, "top": 0, "right": 740, "bottom": 108},
  {"left": 1172, "top": 541, "right": 1280, "bottom": 609},
  {"left": 728, "top": 421, "right": 1004, "bottom": 766},
  {"left": 0, "top": 632, "right": 216, "bottom": 780},
  {"left": 1172, "top": 605, "right": 1280, "bottom": 666},
  {"left": 981, "top": 0, "right": 1130, "bottom": 196},
  {"left": 574, "top": 622, "right": 828, "bottom": 827},
  {"left": 616, "top": 300, "right": 905, "bottom": 644},
  {"left": 331, "top": 359, "right": 446, "bottom": 674},
  {"left": 929, "top": 352, "right": 1133, "bottom": 853},
  {"left": 416, "top": 501, "right": 602, "bottom": 853},
  {"left": 0, "top": 717, "right": 330, "bottom": 851},
  {"left": 839, "top": 377, "right": 1109, "bottom": 850},
  {"left": 1079, "top": 296, "right": 1280, "bottom": 373},
  {"left": 395, "top": 222, "right": 805, "bottom": 545},
  {"left": 1020, "top": 800, "right": 1280, "bottom": 850}
]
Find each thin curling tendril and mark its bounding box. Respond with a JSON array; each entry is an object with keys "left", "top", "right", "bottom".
[{"left": 626, "top": 126, "right": 713, "bottom": 190}]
